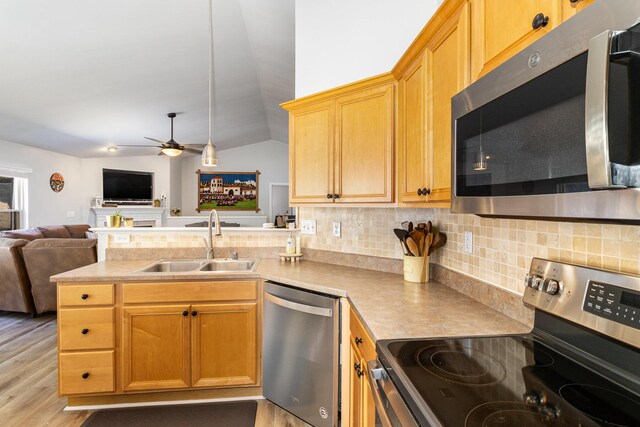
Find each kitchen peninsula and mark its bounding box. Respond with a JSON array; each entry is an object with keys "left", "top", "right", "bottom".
[{"left": 51, "top": 257, "right": 531, "bottom": 409}]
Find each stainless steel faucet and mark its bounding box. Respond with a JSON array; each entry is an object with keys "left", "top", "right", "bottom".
[{"left": 204, "top": 209, "right": 221, "bottom": 259}]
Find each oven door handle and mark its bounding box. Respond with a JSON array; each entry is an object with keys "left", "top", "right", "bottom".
[
  {"left": 585, "top": 29, "right": 626, "bottom": 189},
  {"left": 366, "top": 360, "right": 420, "bottom": 427}
]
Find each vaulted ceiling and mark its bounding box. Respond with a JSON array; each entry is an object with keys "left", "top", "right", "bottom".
[{"left": 0, "top": 0, "right": 294, "bottom": 158}]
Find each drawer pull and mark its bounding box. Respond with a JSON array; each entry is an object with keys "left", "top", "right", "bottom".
[
  {"left": 532, "top": 13, "right": 549, "bottom": 30},
  {"left": 355, "top": 336, "right": 363, "bottom": 345},
  {"left": 191, "top": 310, "right": 198, "bottom": 316},
  {"left": 81, "top": 328, "right": 89, "bottom": 335},
  {"left": 81, "top": 293, "right": 89, "bottom": 300},
  {"left": 81, "top": 372, "right": 90, "bottom": 379},
  {"left": 182, "top": 310, "right": 189, "bottom": 317}
]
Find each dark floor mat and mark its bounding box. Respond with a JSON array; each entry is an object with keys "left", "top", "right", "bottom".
[{"left": 81, "top": 400, "right": 258, "bottom": 427}]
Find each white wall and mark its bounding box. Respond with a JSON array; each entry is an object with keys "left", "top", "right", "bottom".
[
  {"left": 0, "top": 139, "right": 84, "bottom": 227},
  {"left": 169, "top": 157, "right": 182, "bottom": 211},
  {"left": 181, "top": 140, "right": 288, "bottom": 219},
  {"left": 295, "top": 0, "right": 439, "bottom": 97}
]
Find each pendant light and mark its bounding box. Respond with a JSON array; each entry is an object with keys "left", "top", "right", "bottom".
[
  {"left": 202, "top": 0, "right": 219, "bottom": 167},
  {"left": 473, "top": 112, "right": 488, "bottom": 171}
]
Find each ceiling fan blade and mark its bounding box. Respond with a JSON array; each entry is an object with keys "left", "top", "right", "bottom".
[
  {"left": 117, "top": 144, "right": 162, "bottom": 148},
  {"left": 145, "top": 137, "right": 166, "bottom": 143},
  {"left": 183, "top": 144, "right": 206, "bottom": 149},
  {"left": 157, "top": 151, "right": 165, "bottom": 156},
  {"left": 183, "top": 148, "right": 203, "bottom": 154}
]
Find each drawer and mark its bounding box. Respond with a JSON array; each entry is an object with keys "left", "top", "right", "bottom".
[
  {"left": 350, "top": 308, "right": 376, "bottom": 361},
  {"left": 123, "top": 281, "right": 257, "bottom": 304},
  {"left": 58, "top": 284, "right": 114, "bottom": 307},
  {"left": 59, "top": 350, "right": 115, "bottom": 395},
  {"left": 59, "top": 308, "right": 115, "bottom": 350}
]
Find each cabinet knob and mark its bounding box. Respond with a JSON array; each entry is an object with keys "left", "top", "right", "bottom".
[
  {"left": 327, "top": 193, "right": 333, "bottom": 199},
  {"left": 182, "top": 310, "right": 189, "bottom": 317},
  {"left": 357, "top": 369, "right": 364, "bottom": 378},
  {"left": 334, "top": 194, "right": 340, "bottom": 199},
  {"left": 424, "top": 188, "right": 431, "bottom": 195},
  {"left": 81, "top": 293, "right": 89, "bottom": 300},
  {"left": 81, "top": 372, "right": 90, "bottom": 379},
  {"left": 532, "top": 13, "right": 549, "bottom": 30},
  {"left": 569, "top": 0, "right": 580, "bottom": 3},
  {"left": 355, "top": 337, "right": 363, "bottom": 345},
  {"left": 81, "top": 328, "right": 89, "bottom": 335},
  {"left": 192, "top": 310, "right": 198, "bottom": 316},
  {"left": 354, "top": 362, "right": 361, "bottom": 371}
]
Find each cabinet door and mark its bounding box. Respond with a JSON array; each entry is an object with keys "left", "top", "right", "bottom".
[
  {"left": 122, "top": 305, "right": 190, "bottom": 391},
  {"left": 398, "top": 54, "right": 428, "bottom": 205},
  {"left": 349, "top": 339, "right": 363, "bottom": 427},
  {"left": 471, "top": 0, "right": 562, "bottom": 80},
  {"left": 289, "top": 100, "right": 335, "bottom": 203},
  {"left": 425, "top": 1, "right": 471, "bottom": 207},
  {"left": 191, "top": 302, "right": 258, "bottom": 388},
  {"left": 561, "top": 0, "right": 595, "bottom": 21},
  {"left": 360, "top": 356, "right": 376, "bottom": 427},
  {"left": 335, "top": 83, "right": 395, "bottom": 203}
]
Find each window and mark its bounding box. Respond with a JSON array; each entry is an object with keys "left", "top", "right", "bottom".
[{"left": 0, "top": 176, "right": 14, "bottom": 209}]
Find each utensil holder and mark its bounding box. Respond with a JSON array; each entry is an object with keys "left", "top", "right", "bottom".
[{"left": 403, "top": 255, "right": 429, "bottom": 283}]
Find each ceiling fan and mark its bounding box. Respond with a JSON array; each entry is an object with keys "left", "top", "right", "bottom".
[{"left": 118, "top": 112, "right": 205, "bottom": 157}]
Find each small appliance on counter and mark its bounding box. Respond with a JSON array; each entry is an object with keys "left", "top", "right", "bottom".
[{"left": 369, "top": 258, "right": 640, "bottom": 426}]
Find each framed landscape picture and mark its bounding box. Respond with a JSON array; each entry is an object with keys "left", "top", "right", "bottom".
[{"left": 196, "top": 170, "right": 260, "bottom": 212}]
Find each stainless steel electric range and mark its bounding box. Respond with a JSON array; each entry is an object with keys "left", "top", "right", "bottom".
[{"left": 369, "top": 258, "right": 640, "bottom": 426}]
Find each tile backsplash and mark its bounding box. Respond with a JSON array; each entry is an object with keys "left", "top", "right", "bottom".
[
  {"left": 107, "top": 231, "right": 291, "bottom": 250},
  {"left": 298, "top": 207, "right": 639, "bottom": 295}
]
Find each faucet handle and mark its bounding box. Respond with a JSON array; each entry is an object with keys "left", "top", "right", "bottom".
[{"left": 202, "top": 237, "right": 210, "bottom": 248}]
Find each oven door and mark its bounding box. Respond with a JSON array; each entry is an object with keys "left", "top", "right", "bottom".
[
  {"left": 451, "top": 0, "right": 640, "bottom": 221},
  {"left": 366, "top": 360, "right": 420, "bottom": 427}
]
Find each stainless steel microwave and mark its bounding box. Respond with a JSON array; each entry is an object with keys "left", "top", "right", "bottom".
[{"left": 452, "top": 0, "right": 640, "bottom": 221}]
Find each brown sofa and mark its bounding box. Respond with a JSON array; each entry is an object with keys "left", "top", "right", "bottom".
[
  {"left": 0, "top": 238, "right": 35, "bottom": 313},
  {"left": 0, "top": 225, "right": 97, "bottom": 314}
]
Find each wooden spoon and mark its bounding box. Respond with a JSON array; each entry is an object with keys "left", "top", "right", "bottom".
[
  {"left": 405, "top": 235, "right": 419, "bottom": 257},
  {"left": 409, "top": 230, "right": 425, "bottom": 256},
  {"left": 429, "top": 232, "right": 447, "bottom": 256}
]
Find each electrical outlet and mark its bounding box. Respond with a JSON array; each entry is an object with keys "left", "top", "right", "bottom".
[
  {"left": 300, "top": 219, "right": 317, "bottom": 235},
  {"left": 332, "top": 222, "right": 341, "bottom": 238},
  {"left": 464, "top": 231, "right": 473, "bottom": 254},
  {"left": 66, "top": 210, "right": 76, "bottom": 218},
  {"left": 113, "top": 234, "right": 131, "bottom": 244}
]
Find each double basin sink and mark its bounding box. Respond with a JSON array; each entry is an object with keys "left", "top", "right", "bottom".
[{"left": 135, "top": 258, "right": 258, "bottom": 273}]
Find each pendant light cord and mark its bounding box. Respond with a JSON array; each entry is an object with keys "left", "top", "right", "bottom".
[{"left": 208, "top": 0, "right": 213, "bottom": 143}]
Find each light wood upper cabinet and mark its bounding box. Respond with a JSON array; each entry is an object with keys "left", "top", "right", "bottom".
[
  {"left": 191, "top": 302, "right": 258, "bottom": 388},
  {"left": 471, "top": 0, "right": 562, "bottom": 80},
  {"left": 425, "top": 1, "right": 470, "bottom": 207},
  {"left": 335, "top": 84, "right": 394, "bottom": 203},
  {"left": 288, "top": 101, "right": 335, "bottom": 203},
  {"left": 562, "top": 0, "right": 595, "bottom": 21},
  {"left": 398, "top": 53, "right": 428, "bottom": 204},
  {"left": 283, "top": 74, "right": 396, "bottom": 205},
  {"left": 397, "top": 0, "right": 470, "bottom": 207},
  {"left": 122, "top": 305, "right": 191, "bottom": 391}
]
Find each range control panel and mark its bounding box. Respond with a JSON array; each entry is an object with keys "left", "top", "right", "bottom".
[{"left": 584, "top": 281, "right": 640, "bottom": 330}]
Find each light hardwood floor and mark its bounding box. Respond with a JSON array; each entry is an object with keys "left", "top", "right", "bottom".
[{"left": 0, "top": 312, "right": 311, "bottom": 427}]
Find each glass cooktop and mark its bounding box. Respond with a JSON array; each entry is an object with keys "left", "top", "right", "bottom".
[{"left": 378, "top": 335, "right": 640, "bottom": 426}]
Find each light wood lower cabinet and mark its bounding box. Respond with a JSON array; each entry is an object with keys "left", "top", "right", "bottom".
[
  {"left": 57, "top": 280, "right": 260, "bottom": 398},
  {"left": 191, "top": 303, "right": 258, "bottom": 388},
  {"left": 122, "top": 305, "right": 191, "bottom": 391},
  {"left": 348, "top": 308, "right": 376, "bottom": 427}
]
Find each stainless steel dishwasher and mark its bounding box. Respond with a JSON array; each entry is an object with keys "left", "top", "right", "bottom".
[{"left": 263, "top": 281, "right": 340, "bottom": 427}]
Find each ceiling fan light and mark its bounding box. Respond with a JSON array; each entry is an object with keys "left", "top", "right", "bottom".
[
  {"left": 201, "top": 142, "right": 218, "bottom": 166},
  {"left": 162, "top": 148, "right": 182, "bottom": 157}
]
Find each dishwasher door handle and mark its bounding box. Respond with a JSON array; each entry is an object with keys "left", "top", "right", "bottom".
[{"left": 265, "top": 292, "right": 333, "bottom": 317}]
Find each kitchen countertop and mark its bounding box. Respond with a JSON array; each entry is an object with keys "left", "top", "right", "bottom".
[{"left": 51, "top": 258, "right": 531, "bottom": 341}]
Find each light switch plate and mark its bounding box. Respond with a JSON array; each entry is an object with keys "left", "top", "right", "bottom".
[
  {"left": 66, "top": 210, "right": 76, "bottom": 218},
  {"left": 301, "top": 219, "right": 316, "bottom": 235},
  {"left": 332, "top": 222, "right": 341, "bottom": 238},
  {"left": 464, "top": 231, "right": 473, "bottom": 254},
  {"left": 113, "top": 234, "right": 131, "bottom": 244}
]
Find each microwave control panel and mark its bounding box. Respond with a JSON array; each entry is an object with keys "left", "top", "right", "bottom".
[{"left": 583, "top": 281, "right": 640, "bottom": 330}]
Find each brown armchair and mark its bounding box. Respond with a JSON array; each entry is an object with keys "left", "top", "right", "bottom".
[
  {"left": 0, "top": 238, "right": 35, "bottom": 314},
  {"left": 22, "top": 238, "right": 97, "bottom": 314}
]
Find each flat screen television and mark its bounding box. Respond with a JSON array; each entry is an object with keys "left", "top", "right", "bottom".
[{"left": 103, "top": 169, "right": 153, "bottom": 201}]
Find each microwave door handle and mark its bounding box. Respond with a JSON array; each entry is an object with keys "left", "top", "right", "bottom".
[
  {"left": 366, "top": 360, "right": 420, "bottom": 427},
  {"left": 585, "top": 30, "right": 625, "bottom": 189}
]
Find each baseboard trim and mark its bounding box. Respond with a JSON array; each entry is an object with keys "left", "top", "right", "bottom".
[{"left": 65, "top": 395, "right": 265, "bottom": 411}]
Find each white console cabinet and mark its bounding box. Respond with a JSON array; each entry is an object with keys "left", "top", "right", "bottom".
[{"left": 90, "top": 207, "right": 168, "bottom": 228}]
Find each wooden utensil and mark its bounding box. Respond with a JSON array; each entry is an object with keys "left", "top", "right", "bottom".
[
  {"left": 429, "top": 232, "right": 447, "bottom": 255},
  {"left": 409, "top": 229, "right": 425, "bottom": 256},
  {"left": 405, "top": 236, "right": 420, "bottom": 257}
]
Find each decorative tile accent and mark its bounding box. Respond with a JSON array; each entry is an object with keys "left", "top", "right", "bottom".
[{"left": 298, "top": 207, "right": 640, "bottom": 295}]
